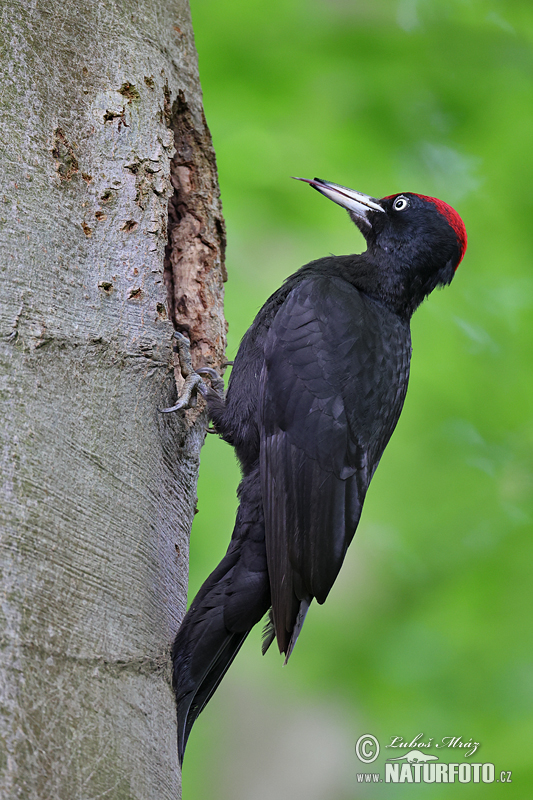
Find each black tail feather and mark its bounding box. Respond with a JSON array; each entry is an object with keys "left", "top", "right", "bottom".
[
  {"left": 173, "top": 618, "right": 249, "bottom": 765},
  {"left": 172, "top": 469, "right": 271, "bottom": 763},
  {"left": 283, "top": 599, "right": 310, "bottom": 664}
]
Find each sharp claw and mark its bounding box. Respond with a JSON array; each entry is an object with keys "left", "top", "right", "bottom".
[
  {"left": 196, "top": 367, "right": 219, "bottom": 380},
  {"left": 161, "top": 332, "right": 226, "bottom": 413},
  {"left": 161, "top": 337, "right": 207, "bottom": 413},
  {"left": 160, "top": 372, "right": 205, "bottom": 412},
  {"left": 197, "top": 367, "right": 225, "bottom": 396},
  {"left": 160, "top": 400, "right": 189, "bottom": 414}
]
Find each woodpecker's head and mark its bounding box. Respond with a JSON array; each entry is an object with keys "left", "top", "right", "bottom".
[{"left": 294, "top": 177, "right": 467, "bottom": 315}]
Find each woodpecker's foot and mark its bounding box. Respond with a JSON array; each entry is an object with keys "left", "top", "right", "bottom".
[
  {"left": 160, "top": 332, "right": 207, "bottom": 413},
  {"left": 160, "top": 332, "right": 224, "bottom": 414},
  {"left": 196, "top": 367, "right": 225, "bottom": 397}
]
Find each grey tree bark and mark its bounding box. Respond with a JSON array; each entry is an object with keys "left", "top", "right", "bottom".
[{"left": 0, "top": 2, "right": 226, "bottom": 798}]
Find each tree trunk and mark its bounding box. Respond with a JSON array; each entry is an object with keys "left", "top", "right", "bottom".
[{"left": 0, "top": 2, "right": 226, "bottom": 798}]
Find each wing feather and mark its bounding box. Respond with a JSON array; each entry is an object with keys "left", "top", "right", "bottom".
[{"left": 260, "top": 275, "right": 411, "bottom": 653}]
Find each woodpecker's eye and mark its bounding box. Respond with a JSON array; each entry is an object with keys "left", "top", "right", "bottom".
[{"left": 393, "top": 196, "right": 410, "bottom": 211}]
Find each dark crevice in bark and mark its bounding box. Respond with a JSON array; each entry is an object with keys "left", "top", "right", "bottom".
[
  {"left": 164, "top": 89, "right": 227, "bottom": 367},
  {"left": 52, "top": 128, "right": 79, "bottom": 181}
]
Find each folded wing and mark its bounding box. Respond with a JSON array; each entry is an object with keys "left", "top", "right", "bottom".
[{"left": 260, "top": 275, "right": 410, "bottom": 654}]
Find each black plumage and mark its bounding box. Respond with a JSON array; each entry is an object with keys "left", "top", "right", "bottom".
[{"left": 171, "top": 178, "right": 467, "bottom": 763}]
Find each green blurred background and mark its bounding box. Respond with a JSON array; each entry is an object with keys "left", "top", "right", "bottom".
[{"left": 182, "top": 1, "right": 533, "bottom": 797}]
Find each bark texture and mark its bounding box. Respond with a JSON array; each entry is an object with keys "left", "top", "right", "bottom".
[{"left": 0, "top": 2, "right": 226, "bottom": 798}]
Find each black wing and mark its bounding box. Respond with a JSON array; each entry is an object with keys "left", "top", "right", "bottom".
[{"left": 259, "top": 275, "right": 411, "bottom": 655}]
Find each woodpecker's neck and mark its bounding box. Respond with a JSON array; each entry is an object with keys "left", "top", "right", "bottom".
[
  {"left": 318, "top": 252, "right": 425, "bottom": 319},
  {"left": 356, "top": 240, "right": 456, "bottom": 319},
  {"left": 291, "top": 248, "right": 454, "bottom": 320}
]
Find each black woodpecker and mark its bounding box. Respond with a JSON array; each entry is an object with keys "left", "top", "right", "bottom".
[{"left": 166, "top": 177, "right": 468, "bottom": 764}]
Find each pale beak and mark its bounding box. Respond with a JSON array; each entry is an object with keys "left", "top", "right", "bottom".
[{"left": 292, "top": 176, "right": 384, "bottom": 232}]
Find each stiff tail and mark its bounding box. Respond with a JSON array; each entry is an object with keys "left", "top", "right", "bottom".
[
  {"left": 172, "top": 469, "right": 270, "bottom": 764},
  {"left": 172, "top": 606, "right": 250, "bottom": 764}
]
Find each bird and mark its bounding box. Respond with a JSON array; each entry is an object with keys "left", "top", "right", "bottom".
[{"left": 167, "top": 177, "right": 467, "bottom": 764}]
